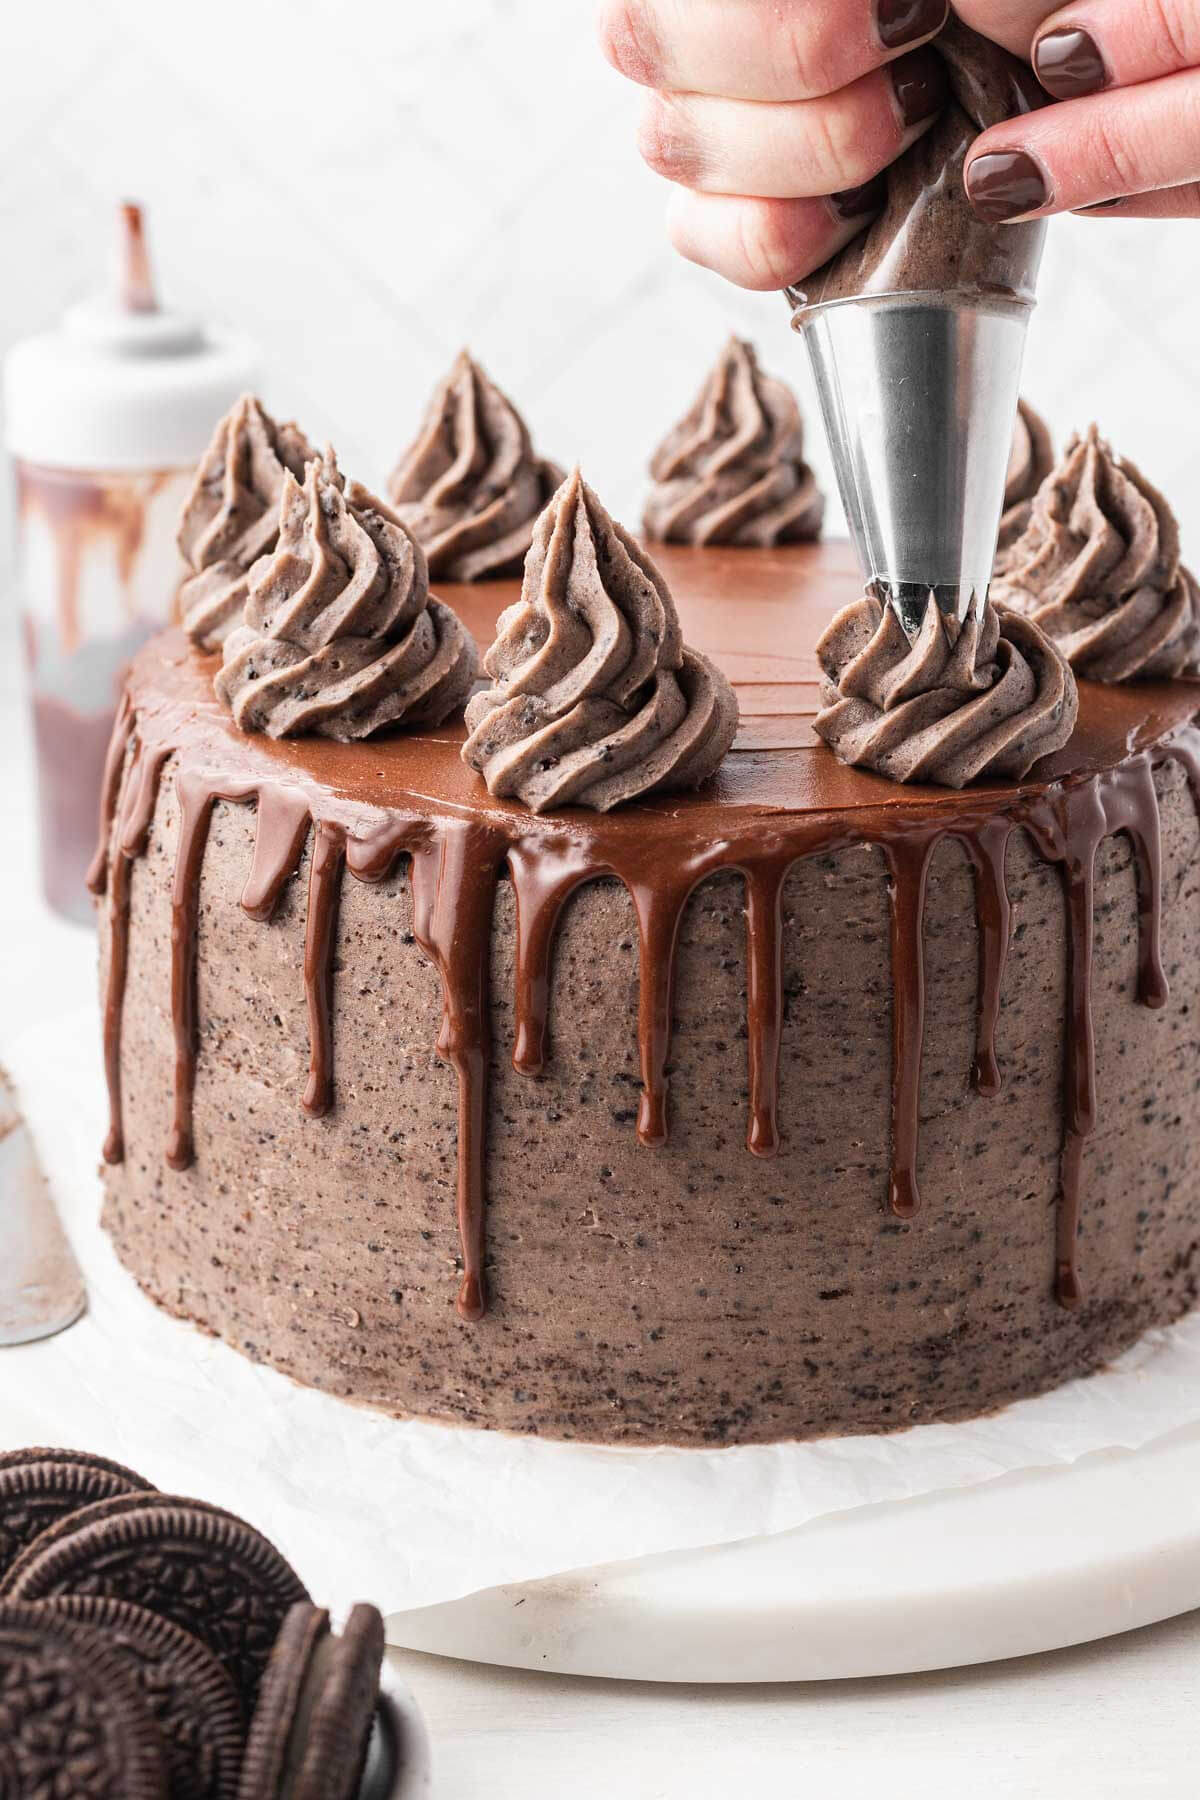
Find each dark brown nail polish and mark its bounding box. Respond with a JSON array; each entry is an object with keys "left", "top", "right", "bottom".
[
  {"left": 964, "top": 151, "right": 1049, "bottom": 223},
  {"left": 1034, "top": 27, "right": 1109, "bottom": 99},
  {"left": 891, "top": 45, "right": 949, "bottom": 127},
  {"left": 828, "top": 173, "right": 888, "bottom": 221},
  {"left": 875, "top": 0, "right": 949, "bottom": 51}
]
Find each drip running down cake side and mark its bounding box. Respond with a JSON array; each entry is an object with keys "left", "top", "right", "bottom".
[{"left": 92, "top": 524, "right": 1200, "bottom": 1447}]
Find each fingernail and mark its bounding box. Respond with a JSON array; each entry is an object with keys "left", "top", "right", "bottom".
[
  {"left": 828, "top": 173, "right": 888, "bottom": 221},
  {"left": 1077, "top": 196, "right": 1125, "bottom": 211},
  {"left": 891, "top": 45, "right": 949, "bottom": 127},
  {"left": 965, "top": 150, "right": 1050, "bottom": 223},
  {"left": 1034, "top": 27, "right": 1109, "bottom": 99},
  {"left": 874, "top": 0, "right": 949, "bottom": 51}
]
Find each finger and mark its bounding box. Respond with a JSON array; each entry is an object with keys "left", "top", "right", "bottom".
[
  {"left": 964, "top": 67, "right": 1200, "bottom": 220},
  {"left": 949, "top": 2, "right": 1060, "bottom": 58},
  {"left": 1075, "top": 179, "right": 1200, "bottom": 217},
  {"left": 637, "top": 48, "right": 948, "bottom": 198},
  {"left": 667, "top": 184, "right": 886, "bottom": 290},
  {"left": 597, "top": 0, "right": 949, "bottom": 103},
  {"left": 1033, "top": 0, "right": 1200, "bottom": 100}
]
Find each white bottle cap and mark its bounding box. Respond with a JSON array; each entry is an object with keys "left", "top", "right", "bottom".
[{"left": 3, "top": 202, "right": 258, "bottom": 470}]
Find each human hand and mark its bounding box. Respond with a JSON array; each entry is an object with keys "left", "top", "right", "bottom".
[
  {"left": 958, "top": 0, "right": 1200, "bottom": 221},
  {"left": 597, "top": 0, "right": 1200, "bottom": 294}
]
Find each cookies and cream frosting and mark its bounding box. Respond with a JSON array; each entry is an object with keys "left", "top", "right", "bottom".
[
  {"left": 388, "top": 351, "right": 563, "bottom": 582},
  {"left": 797, "top": 18, "right": 1047, "bottom": 307},
  {"left": 814, "top": 589, "right": 1077, "bottom": 787},
  {"left": 179, "top": 395, "right": 316, "bottom": 651},
  {"left": 993, "top": 425, "right": 1200, "bottom": 682},
  {"left": 462, "top": 469, "right": 739, "bottom": 811},
  {"left": 997, "top": 399, "right": 1054, "bottom": 564},
  {"left": 215, "top": 452, "right": 477, "bottom": 740},
  {"left": 643, "top": 337, "right": 823, "bottom": 547}
]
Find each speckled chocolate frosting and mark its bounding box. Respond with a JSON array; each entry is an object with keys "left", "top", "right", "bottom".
[
  {"left": 643, "top": 337, "right": 823, "bottom": 547},
  {"left": 180, "top": 396, "right": 316, "bottom": 652},
  {"left": 997, "top": 399, "right": 1054, "bottom": 564},
  {"left": 216, "top": 451, "right": 477, "bottom": 739},
  {"left": 814, "top": 589, "right": 1076, "bottom": 786},
  {"left": 463, "top": 469, "right": 739, "bottom": 810},
  {"left": 389, "top": 351, "right": 563, "bottom": 581},
  {"left": 994, "top": 425, "right": 1200, "bottom": 682},
  {"left": 92, "top": 541, "right": 1200, "bottom": 1446}
]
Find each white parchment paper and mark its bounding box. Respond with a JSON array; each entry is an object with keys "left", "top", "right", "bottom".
[{"left": 6, "top": 1005, "right": 1200, "bottom": 1619}]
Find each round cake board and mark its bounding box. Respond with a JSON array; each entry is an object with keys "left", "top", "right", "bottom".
[{"left": 386, "top": 1423, "right": 1200, "bottom": 1682}]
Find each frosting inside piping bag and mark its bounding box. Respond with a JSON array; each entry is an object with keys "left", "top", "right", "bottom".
[{"left": 797, "top": 14, "right": 1048, "bottom": 307}]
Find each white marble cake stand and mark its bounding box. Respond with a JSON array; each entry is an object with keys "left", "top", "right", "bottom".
[{"left": 387, "top": 1423, "right": 1200, "bottom": 1681}]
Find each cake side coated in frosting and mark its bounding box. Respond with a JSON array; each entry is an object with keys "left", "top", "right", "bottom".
[{"left": 92, "top": 542, "right": 1200, "bottom": 1445}]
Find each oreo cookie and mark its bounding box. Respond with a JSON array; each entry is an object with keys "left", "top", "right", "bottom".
[
  {"left": 0, "top": 1446, "right": 154, "bottom": 1578},
  {"left": 0, "top": 1600, "right": 167, "bottom": 1797},
  {"left": 46, "top": 1595, "right": 245, "bottom": 1800},
  {"left": 238, "top": 1601, "right": 386, "bottom": 1800},
  {"left": 2, "top": 1492, "right": 309, "bottom": 1712}
]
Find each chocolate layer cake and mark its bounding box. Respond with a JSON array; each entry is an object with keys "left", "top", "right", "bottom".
[{"left": 91, "top": 540, "right": 1200, "bottom": 1446}]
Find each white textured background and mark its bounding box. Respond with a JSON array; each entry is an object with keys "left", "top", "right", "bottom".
[{"left": 2, "top": 0, "right": 1199, "bottom": 564}]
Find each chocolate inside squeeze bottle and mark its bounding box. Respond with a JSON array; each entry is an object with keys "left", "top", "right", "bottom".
[{"left": 4, "top": 204, "right": 257, "bottom": 921}]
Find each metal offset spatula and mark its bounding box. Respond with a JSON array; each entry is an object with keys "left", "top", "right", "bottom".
[{"left": 0, "top": 1066, "right": 85, "bottom": 1345}]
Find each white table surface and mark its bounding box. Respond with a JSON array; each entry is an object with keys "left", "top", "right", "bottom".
[{"left": 3, "top": 682, "right": 1199, "bottom": 1799}]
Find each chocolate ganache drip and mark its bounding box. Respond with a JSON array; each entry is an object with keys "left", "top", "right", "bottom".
[
  {"left": 462, "top": 469, "right": 739, "bottom": 811},
  {"left": 179, "top": 395, "right": 316, "bottom": 651},
  {"left": 993, "top": 425, "right": 1200, "bottom": 682},
  {"left": 814, "top": 589, "right": 1077, "bottom": 787},
  {"left": 997, "top": 399, "right": 1054, "bottom": 564},
  {"left": 388, "top": 351, "right": 563, "bottom": 582},
  {"left": 643, "top": 337, "right": 824, "bottom": 547},
  {"left": 215, "top": 451, "right": 478, "bottom": 739}
]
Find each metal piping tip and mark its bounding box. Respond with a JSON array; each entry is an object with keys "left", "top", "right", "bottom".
[{"left": 788, "top": 291, "right": 1034, "bottom": 640}]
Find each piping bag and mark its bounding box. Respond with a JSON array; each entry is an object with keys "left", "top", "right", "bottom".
[{"left": 785, "top": 14, "right": 1049, "bottom": 638}]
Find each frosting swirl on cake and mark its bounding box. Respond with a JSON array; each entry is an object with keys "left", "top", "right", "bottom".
[
  {"left": 813, "top": 590, "right": 1077, "bottom": 787},
  {"left": 179, "top": 395, "right": 316, "bottom": 650},
  {"left": 996, "top": 399, "right": 1054, "bottom": 564},
  {"left": 643, "top": 337, "right": 823, "bottom": 547},
  {"left": 215, "top": 452, "right": 478, "bottom": 740},
  {"left": 993, "top": 425, "right": 1200, "bottom": 681},
  {"left": 388, "top": 351, "right": 563, "bottom": 582},
  {"left": 462, "top": 469, "right": 739, "bottom": 811}
]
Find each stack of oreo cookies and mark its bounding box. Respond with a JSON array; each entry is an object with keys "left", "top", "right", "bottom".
[{"left": 0, "top": 1447, "right": 398, "bottom": 1799}]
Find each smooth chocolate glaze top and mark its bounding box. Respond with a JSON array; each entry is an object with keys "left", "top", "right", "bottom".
[
  {"left": 92, "top": 541, "right": 1200, "bottom": 1324},
  {"left": 798, "top": 16, "right": 1047, "bottom": 306}
]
